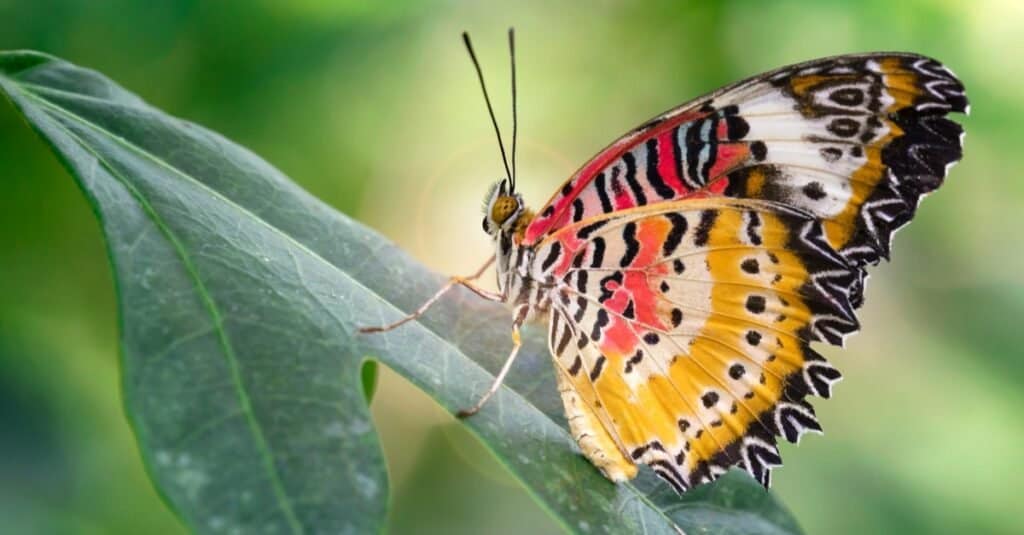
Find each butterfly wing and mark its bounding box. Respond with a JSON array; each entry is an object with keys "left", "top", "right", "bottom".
[
  {"left": 523, "top": 53, "right": 967, "bottom": 281},
  {"left": 536, "top": 198, "right": 857, "bottom": 490}
]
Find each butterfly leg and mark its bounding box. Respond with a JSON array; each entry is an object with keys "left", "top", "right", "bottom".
[
  {"left": 359, "top": 256, "right": 498, "bottom": 334},
  {"left": 456, "top": 304, "right": 528, "bottom": 418}
]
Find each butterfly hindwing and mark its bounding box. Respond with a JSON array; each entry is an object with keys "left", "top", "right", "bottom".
[
  {"left": 524, "top": 53, "right": 967, "bottom": 298},
  {"left": 535, "top": 198, "right": 851, "bottom": 491}
]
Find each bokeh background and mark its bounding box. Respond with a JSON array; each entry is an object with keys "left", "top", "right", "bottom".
[{"left": 1, "top": 1, "right": 1022, "bottom": 533}]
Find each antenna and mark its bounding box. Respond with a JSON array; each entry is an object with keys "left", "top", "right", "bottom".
[
  {"left": 462, "top": 31, "right": 514, "bottom": 191},
  {"left": 508, "top": 27, "right": 517, "bottom": 190}
]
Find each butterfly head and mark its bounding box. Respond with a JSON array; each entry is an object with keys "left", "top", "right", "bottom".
[{"left": 482, "top": 179, "right": 528, "bottom": 236}]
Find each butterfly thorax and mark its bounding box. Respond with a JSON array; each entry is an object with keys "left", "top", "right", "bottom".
[
  {"left": 499, "top": 234, "right": 553, "bottom": 304},
  {"left": 481, "top": 179, "right": 551, "bottom": 318}
]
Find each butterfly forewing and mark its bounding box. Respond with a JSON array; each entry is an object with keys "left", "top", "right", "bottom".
[{"left": 524, "top": 53, "right": 967, "bottom": 289}]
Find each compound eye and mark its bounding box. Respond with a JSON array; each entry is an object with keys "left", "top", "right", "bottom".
[{"left": 481, "top": 216, "right": 490, "bottom": 233}]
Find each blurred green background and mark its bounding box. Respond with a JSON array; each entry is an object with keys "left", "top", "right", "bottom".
[{"left": 1, "top": 1, "right": 1022, "bottom": 533}]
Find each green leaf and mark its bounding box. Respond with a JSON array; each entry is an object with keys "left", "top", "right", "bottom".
[{"left": 0, "top": 50, "right": 803, "bottom": 535}]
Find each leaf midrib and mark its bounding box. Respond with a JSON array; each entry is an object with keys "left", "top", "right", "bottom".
[{"left": 6, "top": 71, "right": 689, "bottom": 534}]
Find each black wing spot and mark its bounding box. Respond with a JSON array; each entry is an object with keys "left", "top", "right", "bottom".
[
  {"left": 725, "top": 116, "right": 750, "bottom": 140},
  {"left": 571, "top": 198, "right": 585, "bottom": 222},
  {"left": 750, "top": 140, "right": 767, "bottom": 161},
  {"left": 645, "top": 139, "right": 676, "bottom": 199},
  {"left": 576, "top": 333, "right": 589, "bottom": 350},
  {"left": 827, "top": 117, "right": 860, "bottom": 138},
  {"left": 599, "top": 272, "right": 623, "bottom": 302},
  {"left": 746, "top": 210, "right": 762, "bottom": 246},
  {"left": 670, "top": 308, "right": 683, "bottom": 328},
  {"left": 541, "top": 242, "right": 562, "bottom": 272},
  {"left": 576, "top": 270, "right": 589, "bottom": 293},
  {"left": 576, "top": 220, "right": 608, "bottom": 239},
  {"left": 746, "top": 295, "right": 767, "bottom": 314},
  {"left": 829, "top": 87, "right": 865, "bottom": 106},
  {"left": 622, "top": 299, "right": 636, "bottom": 319},
  {"left": 620, "top": 222, "right": 640, "bottom": 267},
  {"left": 591, "top": 309, "right": 609, "bottom": 341},
  {"left": 622, "top": 152, "right": 647, "bottom": 205},
  {"left": 694, "top": 210, "right": 718, "bottom": 246},
  {"left": 590, "top": 355, "right": 607, "bottom": 382},
  {"left": 625, "top": 350, "right": 644, "bottom": 373},
  {"left": 573, "top": 297, "right": 588, "bottom": 324},
  {"left": 568, "top": 355, "right": 583, "bottom": 376},
  {"left": 662, "top": 213, "right": 688, "bottom": 257},
  {"left": 802, "top": 181, "right": 827, "bottom": 200},
  {"left": 595, "top": 172, "right": 613, "bottom": 213},
  {"left": 590, "top": 238, "right": 606, "bottom": 267},
  {"left": 746, "top": 330, "right": 763, "bottom": 346},
  {"left": 555, "top": 323, "right": 573, "bottom": 355},
  {"left": 820, "top": 146, "right": 842, "bottom": 162}
]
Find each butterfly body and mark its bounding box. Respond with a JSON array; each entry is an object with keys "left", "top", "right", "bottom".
[
  {"left": 475, "top": 52, "right": 967, "bottom": 492},
  {"left": 484, "top": 183, "right": 646, "bottom": 483}
]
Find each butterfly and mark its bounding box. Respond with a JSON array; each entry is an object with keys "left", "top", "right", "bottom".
[{"left": 362, "top": 29, "right": 968, "bottom": 493}]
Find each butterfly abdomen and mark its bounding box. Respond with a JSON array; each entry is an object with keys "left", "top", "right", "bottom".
[{"left": 554, "top": 360, "right": 638, "bottom": 482}]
